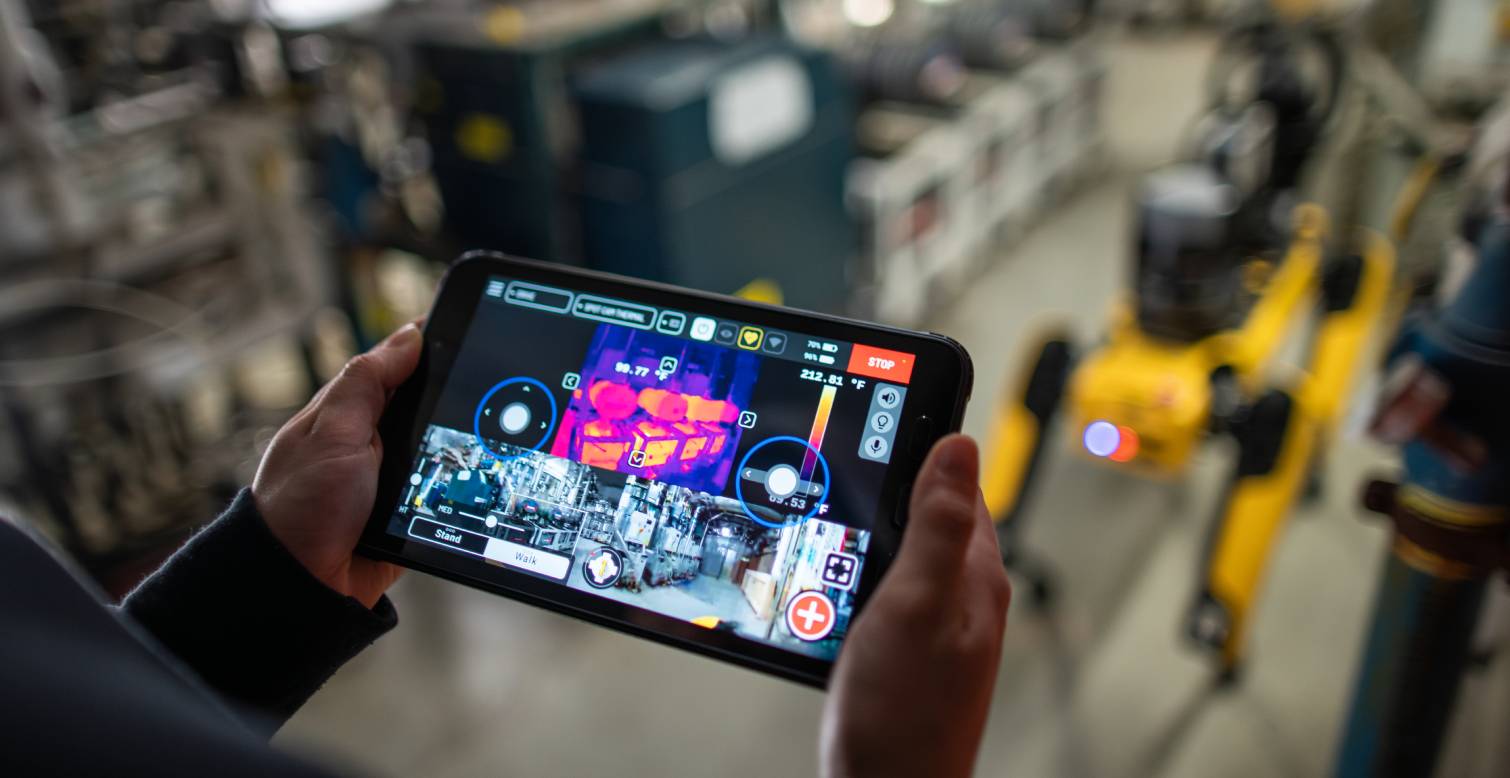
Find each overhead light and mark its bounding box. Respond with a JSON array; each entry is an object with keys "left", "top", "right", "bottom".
[
  {"left": 261, "top": 0, "right": 391, "bottom": 29},
  {"left": 842, "top": 0, "right": 895, "bottom": 28}
]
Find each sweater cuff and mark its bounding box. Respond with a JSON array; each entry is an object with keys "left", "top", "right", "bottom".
[{"left": 123, "top": 488, "right": 397, "bottom": 728}]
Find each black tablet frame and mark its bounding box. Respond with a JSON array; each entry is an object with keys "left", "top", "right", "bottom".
[{"left": 357, "top": 252, "right": 973, "bottom": 688}]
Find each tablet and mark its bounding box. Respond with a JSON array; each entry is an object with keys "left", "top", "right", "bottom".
[{"left": 359, "top": 252, "right": 973, "bottom": 686}]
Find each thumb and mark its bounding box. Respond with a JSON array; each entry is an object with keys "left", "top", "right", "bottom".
[
  {"left": 317, "top": 322, "right": 423, "bottom": 431},
  {"left": 366, "top": 321, "right": 424, "bottom": 392},
  {"left": 891, "top": 435, "right": 981, "bottom": 583}
]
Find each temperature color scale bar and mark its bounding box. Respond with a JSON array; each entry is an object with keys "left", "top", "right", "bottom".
[{"left": 801, "top": 384, "right": 838, "bottom": 480}]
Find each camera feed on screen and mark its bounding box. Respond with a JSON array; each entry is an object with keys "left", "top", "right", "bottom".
[{"left": 385, "top": 277, "right": 918, "bottom": 660}]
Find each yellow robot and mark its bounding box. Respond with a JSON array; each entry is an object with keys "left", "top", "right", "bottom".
[
  {"left": 985, "top": 191, "right": 1394, "bottom": 675},
  {"left": 981, "top": 20, "right": 1400, "bottom": 677}
]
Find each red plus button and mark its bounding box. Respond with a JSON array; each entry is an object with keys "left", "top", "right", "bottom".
[{"left": 785, "top": 590, "right": 837, "bottom": 642}]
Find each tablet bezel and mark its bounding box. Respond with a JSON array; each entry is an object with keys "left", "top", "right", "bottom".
[{"left": 357, "top": 252, "right": 973, "bottom": 687}]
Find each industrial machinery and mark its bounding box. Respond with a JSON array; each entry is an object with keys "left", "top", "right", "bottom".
[
  {"left": 788, "top": 0, "right": 1103, "bottom": 325},
  {"left": 404, "top": 0, "right": 674, "bottom": 263},
  {"left": 981, "top": 18, "right": 1397, "bottom": 676},
  {"left": 0, "top": 1, "right": 356, "bottom": 585},
  {"left": 395, "top": 0, "right": 859, "bottom": 312},
  {"left": 572, "top": 34, "right": 856, "bottom": 313},
  {"left": 1332, "top": 184, "right": 1510, "bottom": 778}
]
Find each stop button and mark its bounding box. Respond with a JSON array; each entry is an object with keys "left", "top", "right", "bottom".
[{"left": 846, "top": 344, "right": 915, "bottom": 384}]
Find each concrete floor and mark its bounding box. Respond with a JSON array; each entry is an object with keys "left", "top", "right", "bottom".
[{"left": 275, "top": 32, "right": 1510, "bottom": 777}]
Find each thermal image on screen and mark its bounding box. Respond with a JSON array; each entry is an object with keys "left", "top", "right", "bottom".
[
  {"left": 549, "top": 325, "right": 760, "bottom": 494},
  {"left": 385, "top": 276, "right": 917, "bottom": 661}
]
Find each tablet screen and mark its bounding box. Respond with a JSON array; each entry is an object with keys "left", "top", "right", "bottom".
[{"left": 379, "top": 276, "right": 919, "bottom": 660}]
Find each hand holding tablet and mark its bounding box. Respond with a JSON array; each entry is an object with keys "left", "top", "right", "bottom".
[{"left": 356, "top": 252, "right": 975, "bottom": 685}]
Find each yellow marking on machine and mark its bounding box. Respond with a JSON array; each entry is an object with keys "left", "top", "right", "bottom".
[
  {"left": 456, "top": 114, "right": 513, "bottom": 164},
  {"left": 734, "top": 279, "right": 784, "bottom": 305},
  {"left": 1393, "top": 536, "right": 1479, "bottom": 580},
  {"left": 1399, "top": 487, "right": 1510, "bottom": 529}
]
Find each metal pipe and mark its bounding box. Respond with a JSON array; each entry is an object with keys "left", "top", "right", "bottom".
[
  {"left": 1333, "top": 218, "right": 1510, "bottom": 776},
  {"left": 1335, "top": 531, "right": 1490, "bottom": 777}
]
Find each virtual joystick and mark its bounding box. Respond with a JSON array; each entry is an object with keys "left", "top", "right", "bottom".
[
  {"left": 473, "top": 377, "right": 559, "bottom": 460},
  {"left": 735, "top": 436, "right": 831, "bottom": 529}
]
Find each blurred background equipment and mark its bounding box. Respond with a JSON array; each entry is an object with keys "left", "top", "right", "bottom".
[
  {"left": 402, "top": 0, "right": 672, "bottom": 264},
  {"left": 0, "top": 0, "right": 342, "bottom": 589},
  {"left": 5, "top": 0, "right": 1510, "bottom": 776},
  {"left": 572, "top": 34, "right": 855, "bottom": 312},
  {"left": 1334, "top": 188, "right": 1510, "bottom": 778},
  {"left": 829, "top": 0, "right": 1105, "bottom": 324}
]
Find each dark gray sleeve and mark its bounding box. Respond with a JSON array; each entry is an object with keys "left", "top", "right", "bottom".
[{"left": 122, "top": 489, "right": 397, "bottom": 727}]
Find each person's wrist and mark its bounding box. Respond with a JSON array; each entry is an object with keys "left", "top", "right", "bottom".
[{"left": 251, "top": 487, "right": 347, "bottom": 598}]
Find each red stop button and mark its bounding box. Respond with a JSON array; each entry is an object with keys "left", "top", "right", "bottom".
[{"left": 847, "top": 344, "right": 915, "bottom": 384}]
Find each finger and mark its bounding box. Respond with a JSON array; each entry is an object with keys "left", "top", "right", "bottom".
[
  {"left": 956, "top": 493, "right": 998, "bottom": 579},
  {"left": 301, "top": 320, "right": 417, "bottom": 418},
  {"left": 364, "top": 321, "right": 425, "bottom": 391},
  {"left": 307, "top": 318, "right": 430, "bottom": 413},
  {"left": 963, "top": 491, "right": 1012, "bottom": 617},
  {"left": 969, "top": 488, "right": 1002, "bottom": 559},
  {"left": 387, "top": 317, "right": 427, "bottom": 402},
  {"left": 890, "top": 435, "right": 982, "bottom": 585},
  {"left": 314, "top": 323, "right": 423, "bottom": 435}
]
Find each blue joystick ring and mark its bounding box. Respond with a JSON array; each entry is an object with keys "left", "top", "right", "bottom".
[
  {"left": 735, "top": 435, "right": 831, "bottom": 529},
  {"left": 472, "top": 377, "right": 558, "bottom": 462}
]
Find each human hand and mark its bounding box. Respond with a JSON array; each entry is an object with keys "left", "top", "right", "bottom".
[
  {"left": 820, "top": 434, "right": 1012, "bottom": 778},
  {"left": 252, "top": 322, "right": 422, "bottom": 608}
]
